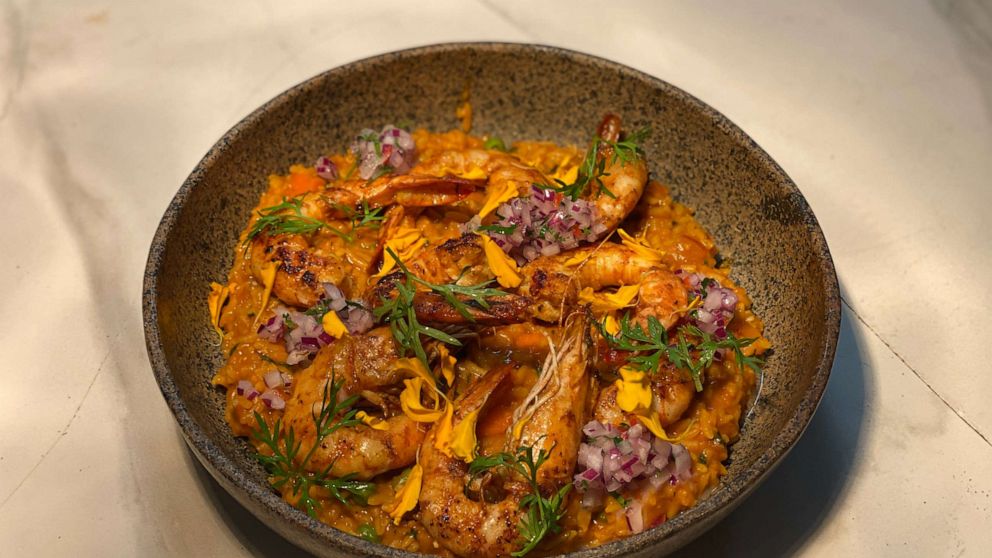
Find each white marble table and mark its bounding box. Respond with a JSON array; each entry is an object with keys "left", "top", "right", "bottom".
[{"left": 2, "top": 0, "right": 991, "bottom": 556}]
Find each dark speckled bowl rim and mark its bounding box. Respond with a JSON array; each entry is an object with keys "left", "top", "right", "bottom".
[{"left": 143, "top": 42, "right": 839, "bottom": 557}]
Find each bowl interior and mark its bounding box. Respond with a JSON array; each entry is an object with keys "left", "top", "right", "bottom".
[{"left": 144, "top": 43, "right": 838, "bottom": 557}]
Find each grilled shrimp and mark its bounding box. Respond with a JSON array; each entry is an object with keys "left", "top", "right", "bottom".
[
  {"left": 280, "top": 330, "right": 427, "bottom": 480},
  {"left": 518, "top": 243, "right": 688, "bottom": 326},
  {"left": 588, "top": 113, "right": 649, "bottom": 234},
  {"left": 298, "top": 174, "right": 485, "bottom": 217},
  {"left": 250, "top": 234, "right": 347, "bottom": 308},
  {"left": 418, "top": 313, "right": 592, "bottom": 557},
  {"left": 370, "top": 234, "right": 531, "bottom": 325}
]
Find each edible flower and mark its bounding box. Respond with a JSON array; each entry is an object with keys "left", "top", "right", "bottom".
[
  {"left": 614, "top": 366, "right": 669, "bottom": 440},
  {"left": 578, "top": 284, "right": 640, "bottom": 314},
  {"left": 374, "top": 227, "right": 426, "bottom": 279},
  {"left": 478, "top": 179, "right": 520, "bottom": 218},
  {"left": 253, "top": 260, "right": 280, "bottom": 328},
  {"left": 320, "top": 311, "right": 348, "bottom": 339},
  {"left": 355, "top": 410, "right": 389, "bottom": 431},
  {"left": 208, "top": 282, "right": 230, "bottom": 341},
  {"left": 602, "top": 314, "right": 621, "bottom": 336},
  {"left": 447, "top": 409, "right": 480, "bottom": 462},
  {"left": 618, "top": 229, "right": 665, "bottom": 264},
  {"left": 478, "top": 233, "right": 522, "bottom": 288},
  {"left": 395, "top": 358, "right": 448, "bottom": 423},
  {"left": 436, "top": 344, "right": 456, "bottom": 387},
  {"left": 433, "top": 403, "right": 455, "bottom": 454},
  {"left": 387, "top": 464, "right": 423, "bottom": 524},
  {"left": 551, "top": 156, "right": 579, "bottom": 184},
  {"left": 400, "top": 377, "right": 445, "bottom": 422}
]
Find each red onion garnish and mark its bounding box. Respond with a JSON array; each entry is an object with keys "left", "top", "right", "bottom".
[
  {"left": 236, "top": 380, "right": 259, "bottom": 400},
  {"left": 573, "top": 419, "right": 692, "bottom": 505},
  {"left": 626, "top": 499, "right": 645, "bottom": 534},
  {"left": 462, "top": 185, "right": 606, "bottom": 265},
  {"left": 260, "top": 390, "right": 285, "bottom": 410},
  {"left": 263, "top": 370, "right": 283, "bottom": 389},
  {"left": 315, "top": 156, "right": 338, "bottom": 181},
  {"left": 351, "top": 125, "right": 416, "bottom": 180},
  {"left": 680, "top": 273, "right": 738, "bottom": 340}
]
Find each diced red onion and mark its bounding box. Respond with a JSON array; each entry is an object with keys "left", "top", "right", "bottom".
[
  {"left": 315, "top": 156, "right": 338, "bottom": 180},
  {"left": 626, "top": 500, "right": 645, "bottom": 534},
  {"left": 573, "top": 419, "right": 693, "bottom": 508},
  {"left": 263, "top": 370, "right": 283, "bottom": 389},
  {"left": 236, "top": 380, "right": 259, "bottom": 400},
  {"left": 260, "top": 390, "right": 285, "bottom": 410},
  {"left": 683, "top": 273, "right": 738, "bottom": 339},
  {"left": 463, "top": 185, "right": 605, "bottom": 265},
  {"left": 350, "top": 125, "right": 416, "bottom": 180},
  {"left": 256, "top": 313, "right": 285, "bottom": 343},
  {"left": 672, "top": 444, "right": 693, "bottom": 481}
]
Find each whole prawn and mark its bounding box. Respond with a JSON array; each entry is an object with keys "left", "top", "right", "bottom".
[
  {"left": 280, "top": 330, "right": 427, "bottom": 480},
  {"left": 417, "top": 313, "right": 592, "bottom": 557}
]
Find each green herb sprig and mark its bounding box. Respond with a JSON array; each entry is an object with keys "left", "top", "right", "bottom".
[
  {"left": 541, "top": 127, "right": 651, "bottom": 201},
  {"left": 246, "top": 197, "right": 356, "bottom": 245},
  {"left": 468, "top": 443, "right": 571, "bottom": 557},
  {"left": 483, "top": 136, "right": 509, "bottom": 151},
  {"left": 373, "top": 247, "right": 507, "bottom": 366},
  {"left": 477, "top": 223, "right": 519, "bottom": 235},
  {"left": 252, "top": 374, "right": 375, "bottom": 517},
  {"left": 598, "top": 314, "right": 762, "bottom": 391},
  {"left": 332, "top": 199, "right": 386, "bottom": 232}
]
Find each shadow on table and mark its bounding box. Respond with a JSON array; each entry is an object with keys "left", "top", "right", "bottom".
[
  {"left": 189, "top": 448, "right": 318, "bottom": 557},
  {"left": 191, "top": 290, "right": 870, "bottom": 558},
  {"left": 672, "top": 294, "right": 870, "bottom": 557}
]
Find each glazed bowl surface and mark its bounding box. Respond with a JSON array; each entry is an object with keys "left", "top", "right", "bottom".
[{"left": 143, "top": 42, "right": 839, "bottom": 558}]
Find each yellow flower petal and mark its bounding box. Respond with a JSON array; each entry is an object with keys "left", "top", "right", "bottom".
[
  {"left": 615, "top": 366, "right": 674, "bottom": 440},
  {"left": 392, "top": 357, "right": 435, "bottom": 385},
  {"left": 635, "top": 411, "right": 670, "bottom": 440},
  {"left": 618, "top": 228, "right": 665, "bottom": 264},
  {"left": 399, "top": 378, "right": 445, "bottom": 422},
  {"left": 615, "top": 366, "right": 653, "bottom": 413},
  {"left": 578, "top": 284, "right": 640, "bottom": 313},
  {"left": 563, "top": 252, "right": 588, "bottom": 267},
  {"left": 321, "top": 311, "right": 348, "bottom": 339},
  {"left": 448, "top": 409, "right": 480, "bottom": 463},
  {"left": 252, "top": 260, "right": 280, "bottom": 328},
  {"left": 387, "top": 464, "right": 423, "bottom": 524},
  {"left": 478, "top": 180, "right": 520, "bottom": 219},
  {"left": 478, "top": 234, "right": 522, "bottom": 288},
  {"left": 436, "top": 345, "right": 456, "bottom": 387},
  {"left": 355, "top": 410, "right": 389, "bottom": 431},
  {"left": 603, "top": 314, "right": 620, "bottom": 336},
  {"left": 458, "top": 166, "right": 487, "bottom": 180},
  {"left": 433, "top": 402, "right": 455, "bottom": 455},
  {"left": 374, "top": 227, "right": 426, "bottom": 279},
  {"left": 208, "top": 282, "right": 230, "bottom": 340},
  {"left": 551, "top": 156, "right": 579, "bottom": 184}
]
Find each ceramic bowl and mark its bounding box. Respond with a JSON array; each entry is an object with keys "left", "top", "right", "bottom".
[{"left": 143, "top": 43, "right": 840, "bottom": 557}]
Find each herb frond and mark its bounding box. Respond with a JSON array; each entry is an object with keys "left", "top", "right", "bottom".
[
  {"left": 477, "top": 223, "right": 519, "bottom": 235},
  {"left": 468, "top": 442, "right": 571, "bottom": 556},
  {"left": 332, "top": 199, "right": 386, "bottom": 233},
  {"left": 598, "top": 313, "right": 761, "bottom": 392},
  {"left": 252, "top": 373, "right": 373, "bottom": 517},
  {"left": 245, "top": 197, "right": 352, "bottom": 244},
  {"left": 553, "top": 126, "right": 652, "bottom": 201},
  {"left": 373, "top": 247, "right": 506, "bottom": 366},
  {"left": 483, "top": 136, "right": 509, "bottom": 152}
]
